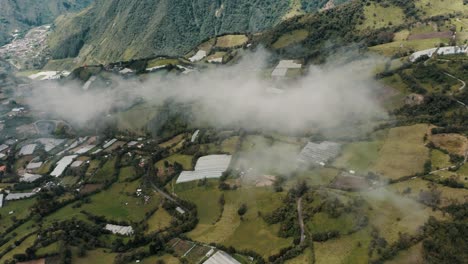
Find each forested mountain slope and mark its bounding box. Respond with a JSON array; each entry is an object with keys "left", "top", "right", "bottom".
[
  {"left": 0, "top": 0, "right": 93, "bottom": 46},
  {"left": 47, "top": 0, "right": 350, "bottom": 65}
]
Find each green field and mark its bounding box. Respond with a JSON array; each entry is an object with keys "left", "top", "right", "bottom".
[
  {"left": 146, "top": 207, "right": 173, "bottom": 234},
  {"left": 307, "top": 212, "right": 357, "bottom": 235},
  {"left": 147, "top": 58, "right": 180, "bottom": 68},
  {"left": 386, "top": 242, "right": 424, "bottom": 264},
  {"left": 333, "top": 141, "right": 383, "bottom": 173},
  {"left": 140, "top": 254, "right": 180, "bottom": 264},
  {"left": 80, "top": 180, "right": 160, "bottom": 222},
  {"left": 373, "top": 124, "right": 429, "bottom": 180},
  {"left": 369, "top": 38, "right": 448, "bottom": 57},
  {"left": 272, "top": 29, "right": 309, "bottom": 49},
  {"left": 416, "top": 0, "right": 468, "bottom": 17},
  {"left": 430, "top": 149, "right": 452, "bottom": 170},
  {"left": 176, "top": 180, "right": 222, "bottom": 225},
  {"left": 90, "top": 157, "right": 116, "bottom": 183},
  {"left": 389, "top": 178, "right": 468, "bottom": 207},
  {"left": 71, "top": 248, "right": 117, "bottom": 264},
  {"left": 314, "top": 228, "right": 371, "bottom": 264},
  {"left": 116, "top": 103, "right": 159, "bottom": 135},
  {"left": 362, "top": 188, "right": 445, "bottom": 244},
  {"left": 0, "top": 234, "right": 36, "bottom": 263},
  {"left": 287, "top": 167, "right": 340, "bottom": 188},
  {"left": 185, "top": 186, "right": 292, "bottom": 258},
  {"left": 215, "top": 35, "right": 248, "bottom": 48},
  {"left": 155, "top": 154, "right": 193, "bottom": 170},
  {"left": 0, "top": 198, "right": 36, "bottom": 233},
  {"left": 119, "top": 166, "right": 137, "bottom": 182},
  {"left": 358, "top": 2, "right": 405, "bottom": 30}
]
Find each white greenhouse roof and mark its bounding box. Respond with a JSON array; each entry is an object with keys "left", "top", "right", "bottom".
[
  {"left": 19, "top": 144, "right": 36, "bottom": 155},
  {"left": 191, "top": 130, "right": 200, "bottom": 143},
  {"left": 203, "top": 251, "right": 241, "bottom": 264},
  {"left": 103, "top": 138, "right": 117, "bottom": 149},
  {"left": 297, "top": 141, "right": 341, "bottom": 165},
  {"left": 20, "top": 173, "right": 42, "bottom": 182},
  {"left": 5, "top": 192, "right": 35, "bottom": 201},
  {"left": 177, "top": 155, "right": 231, "bottom": 183},
  {"left": 105, "top": 224, "right": 134, "bottom": 236},
  {"left": 50, "top": 155, "right": 77, "bottom": 177},
  {"left": 36, "top": 138, "right": 65, "bottom": 152}
]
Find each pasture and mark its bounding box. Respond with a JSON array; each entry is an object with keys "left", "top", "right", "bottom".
[
  {"left": 215, "top": 35, "right": 248, "bottom": 48},
  {"left": 372, "top": 124, "right": 429, "bottom": 180},
  {"left": 358, "top": 2, "right": 405, "bottom": 30},
  {"left": 185, "top": 186, "right": 292, "bottom": 258}
]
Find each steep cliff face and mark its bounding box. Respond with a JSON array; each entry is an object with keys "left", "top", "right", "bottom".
[
  {"left": 48, "top": 0, "right": 345, "bottom": 65},
  {"left": 0, "top": 0, "right": 93, "bottom": 46}
]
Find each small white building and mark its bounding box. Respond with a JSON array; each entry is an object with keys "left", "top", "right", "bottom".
[{"left": 105, "top": 224, "right": 134, "bottom": 236}]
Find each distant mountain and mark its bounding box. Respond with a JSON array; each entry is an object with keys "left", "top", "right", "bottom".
[
  {"left": 47, "top": 0, "right": 350, "bottom": 65},
  {"left": 0, "top": 0, "right": 93, "bottom": 46}
]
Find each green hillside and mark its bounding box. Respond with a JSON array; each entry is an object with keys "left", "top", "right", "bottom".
[
  {"left": 0, "top": 0, "right": 93, "bottom": 46},
  {"left": 47, "top": 0, "right": 352, "bottom": 65}
]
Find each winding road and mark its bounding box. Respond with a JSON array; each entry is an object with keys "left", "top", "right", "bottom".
[{"left": 297, "top": 197, "right": 306, "bottom": 245}]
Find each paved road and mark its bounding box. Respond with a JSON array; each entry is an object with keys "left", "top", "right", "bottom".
[
  {"left": 445, "top": 72, "right": 466, "bottom": 91},
  {"left": 297, "top": 197, "right": 306, "bottom": 245},
  {"left": 150, "top": 181, "right": 178, "bottom": 204}
]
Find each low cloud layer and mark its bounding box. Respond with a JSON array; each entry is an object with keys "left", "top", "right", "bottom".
[{"left": 26, "top": 50, "right": 387, "bottom": 134}]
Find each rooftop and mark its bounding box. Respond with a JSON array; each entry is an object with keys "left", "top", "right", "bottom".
[
  {"left": 177, "top": 155, "right": 232, "bottom": 183},
  {"left": 203, "top": 251, "right": 241, "bottom": 264}
]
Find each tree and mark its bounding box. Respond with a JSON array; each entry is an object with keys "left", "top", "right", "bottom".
[{"left": 238, "top": 203, "right": 247, "bottom": 216}]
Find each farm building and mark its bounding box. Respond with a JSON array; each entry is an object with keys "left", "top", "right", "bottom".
[
  {"left": 105, "top": 224, "right": 134, "bottom": 236},
  {"left": 103, "top": 138, "right": 117, "bottom": 149},
  {"left": 409, "top": 45, "right": 468, "bottom": 62},
  {"left": 5, "top": 192, "right": 35, "bottom": 201},
  {"left": 36, "top": 138, "right": 65, "bottom": 152},
  {"left": 74, "top": 144, "right": 95, "bottom": 154},
  {"left": 409, "top": 48, "right": 437, "bottom": 62},
  {"left": 70, "top": 160, "right": 83, "bottom": 168},
  {"left": 20, "top": 173, "right": 42, "bottom": 182},
  {"left": 0, "top": 144, "right": 8, "bottom": 152},
  {"left": 436, "top": 45, "right": 468, "bottom": 56},
  {"left": 191, "top": 130, "right": 200, "bottom": 142},
  {"left": 271, "top": 60, "right": 302, "bottom": 78},
  {"left": 127, "top": 141, "right": 138, "bottom": 146},
  {"left": 50, "top": 155, "right": 77, "bottom": 177},
  {"left": 297, "top": 141, "right": 341, "bottom": 166},
  {"left": 203, "top": 250, "right": 241, "bottom": 264},
  {"left": 19, "top": 144, "right": 36, "bottom": 155},
  {"left": 176, "top": 155, "right": 232, "bottom": 183},
  {"left": 26, "top": 161, "right": 43, "bottom": 170}
]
